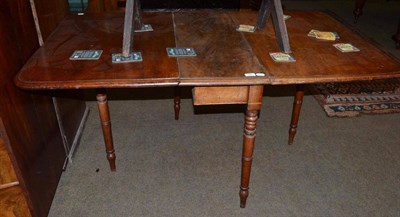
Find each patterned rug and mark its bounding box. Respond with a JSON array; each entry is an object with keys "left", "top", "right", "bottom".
[{"left": 312, "top": 79, "right": 400, "bottom": 117}]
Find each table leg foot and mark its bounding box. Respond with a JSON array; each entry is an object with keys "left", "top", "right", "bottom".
[
  {"left": 174, "top": 87, "right": 181, "bottom": 120},
  {"left": 239, "top": 187, "right": 249, "bottom": 208},
  {"left": 96, "top": 89, "right": 116, "bottom": 171},
  {"left": 288, "top": 85, "right": 305, "bottom": 145}
]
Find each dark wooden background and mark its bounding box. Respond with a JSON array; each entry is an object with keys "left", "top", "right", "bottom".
[{"left": 0, "top": 0, "right": 78, "bottom": 216}]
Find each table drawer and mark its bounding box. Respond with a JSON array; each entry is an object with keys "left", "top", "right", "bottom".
[{"left": 193, "top": 86, "right": 249, "bottom": 105}]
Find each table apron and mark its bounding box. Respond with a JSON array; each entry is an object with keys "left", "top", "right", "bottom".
[{"left": 192, "top": 86, "right": 250, "bottom": 105}]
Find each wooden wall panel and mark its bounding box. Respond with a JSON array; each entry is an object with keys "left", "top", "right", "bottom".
[
  {"left": 1, "top": 0, "right": 67, "bottom": 216},
  {"left": 33, "top": 0, "right": 69, "bottom": 40},
  {"left": 86, "top": 0, "right": 119, "bottom": 12},
  {"left": 86, "top": 0, "right": 105, "bottom": 12},
  {"left": 27, "top": 93, "right": 66, "bottom": 217},
  {"left": 0, "top": 186, "right": 31, "bottom": 217},
  {"left": 1, "top": 0, "right": 86, "bottom": 215},
  {"left": 104, "top": 0, "right": 119, "bottom": 11},
  {"left": 6, "top": 0, "right": 40, "bottom": 62},
  {"left": 0, "top": 136, "right": 18, "bottom": 187}
]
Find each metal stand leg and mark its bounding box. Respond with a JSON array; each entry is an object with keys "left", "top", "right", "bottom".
[
  {"left": 256, "top": 0, "right": 291, "bottom": 53},
  {"left": 112, "top": 0, "right": 152, "bottom": 63},
  {"left": 256, "top": 0, "right": 272, "bottom": 29}
]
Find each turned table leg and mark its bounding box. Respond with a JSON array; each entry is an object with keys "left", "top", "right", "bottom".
[
  {"left": 96, "top": 89, "right": 116, "bottom": 171},
  {"left": 174, "top": 87, "right": 181, "bottom": 120},
  {"left": 240, "top": 85, "right": 263, "bottom": 208},
  {"left": 288, "top": 84, "right": 305, "bottom": 145}
]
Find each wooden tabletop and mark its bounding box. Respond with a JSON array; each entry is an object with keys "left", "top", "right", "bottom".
[
  {"left": 16, "top": 12, "right": 179, "bottom": 89},
  {"left": 16, "top": 10, "right": 400, "bottom": 89},
  {"left": 234, "top": 11, "right": 400, "bottom": 85},
  {"left": 174, "top": 11, "right": 267, "bottom": 86}
]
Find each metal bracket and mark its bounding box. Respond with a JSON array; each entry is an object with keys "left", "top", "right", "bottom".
[
  {"left": 113, "top": 0, "right": 152, "bottom": 63},
  {"left": 166, "top": 48, "right": 197, "bottom": 57},
  {"left": 70, "top": 50, "right": 103, "bottom": 60},
  {"left": 112, "top": 52, "right": 142, "bottom": 63},
  {"left": 256, "top": 0, "right": 291, "bottom": 53},
  {"left": 134, "top": 24, "right": 153, "bottom": 33}
]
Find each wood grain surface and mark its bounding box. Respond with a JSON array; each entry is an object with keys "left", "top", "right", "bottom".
[
  {"left": 6, "top": 0, "right": 40, "bottom": 62},
  {"left": 0, "top": 186, "right": 31, "bottom": 217},
  {"left": 33, "top": 0, "right": 69, "bottom": 41},
  {"left": 1, "top": 1, "right": 68, "bottom": 216},
  {"left": 234, "top": 11, "right": 400, "bottom": 84},
  {"left": 193, "top": 86, "right": 249, "bottom": 105},
  {"left": 174, "top": 11, "right": 268, "bottom": 86},
  {"left": 0, "top": 137, "right": 18, "bottom": 187},
  {"left": 16, "top": 10, "right": 400, "bottom": 89},
  {"left": 16, "top": 12, "right": 179, "bottom": 89}
]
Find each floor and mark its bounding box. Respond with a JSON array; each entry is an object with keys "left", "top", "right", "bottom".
[{"left": 48, "top": 1, "right": 400, "bottom": 216}]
